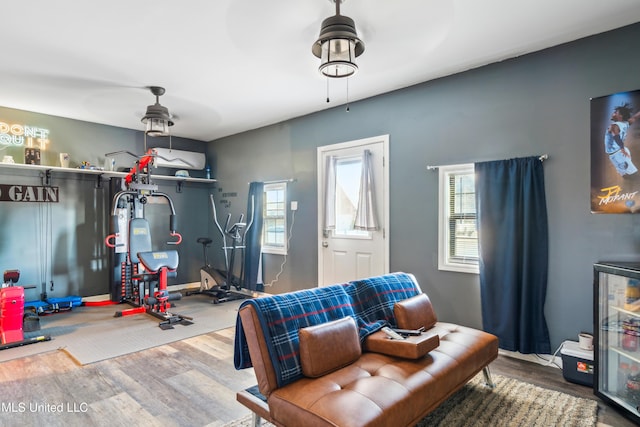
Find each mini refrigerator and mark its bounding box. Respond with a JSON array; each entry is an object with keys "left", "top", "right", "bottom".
[{"left": 594, "top": 261, "right": 640, "bottom": 424}]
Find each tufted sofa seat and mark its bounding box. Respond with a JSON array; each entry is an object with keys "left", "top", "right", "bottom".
[{"left": 234, "top": 273, "right": 498, "bottom": 427}]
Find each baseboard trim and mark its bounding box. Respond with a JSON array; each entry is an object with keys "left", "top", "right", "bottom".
[{"left": 499, "top": 349, "right": 563, "bottom": 370}]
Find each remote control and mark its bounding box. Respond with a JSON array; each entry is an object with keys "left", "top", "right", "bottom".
[
  {"left": 382, "top": 326, "right": 405, "bottom": 340},
  {"left": 392, "top": 327, "right": 424, "bottom": 336}
]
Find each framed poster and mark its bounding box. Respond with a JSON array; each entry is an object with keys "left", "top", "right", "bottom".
[
  {"left": 591, "top": 89, "right": 640, "bottom": 213},
  {"left": 24, "top": 147, "right": 41, "bottom": 165}
]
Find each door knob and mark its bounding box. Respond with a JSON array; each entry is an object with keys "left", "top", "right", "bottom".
[{"left": 322, "top": 241, "right": 328, "bottom": 248}]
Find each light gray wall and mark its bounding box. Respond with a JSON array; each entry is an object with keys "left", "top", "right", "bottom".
[
  {"left": 0, "top": 107, "right": 210, "bottom": 299},
  {"left": 207, "top": 23, "right": 640, "bottom": 352}
]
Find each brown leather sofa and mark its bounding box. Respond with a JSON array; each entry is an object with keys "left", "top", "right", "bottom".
[{"left": 234, "top": 273, "right": 499, "bottom": 427}]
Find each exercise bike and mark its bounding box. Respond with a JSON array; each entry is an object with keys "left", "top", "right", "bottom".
[
  {"left": 187, "top": 193, "right": 254, "bottom": 303},
  {"left": 194, "top": 237, "right": 226, "bottom": 294}
]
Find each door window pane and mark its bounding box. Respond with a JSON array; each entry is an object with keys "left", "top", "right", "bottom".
[{"left": 334, "top": 157, "right": 368, "bottom": 237}]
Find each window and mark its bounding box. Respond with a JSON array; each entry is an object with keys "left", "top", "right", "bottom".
[
  {"left": 438, "top": 164, "right": 479, "bottom": 273},
  {"left": 262, "top": 182, "right": 287, "bottom": 255},
  {"left": 333, "top": 155, "right": 370, "bottom": 238}
]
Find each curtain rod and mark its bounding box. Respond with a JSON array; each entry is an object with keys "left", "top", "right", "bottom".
[
  {"left": 426, "top": 154, "right": 548, "bottom": 171},
  {"left": 252, "top": 178, "right": 297, "bottom": 184}
]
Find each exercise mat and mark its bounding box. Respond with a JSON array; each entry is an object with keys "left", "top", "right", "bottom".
[{"left": 0, "top": 293, "right": 244, "bottom": 365}]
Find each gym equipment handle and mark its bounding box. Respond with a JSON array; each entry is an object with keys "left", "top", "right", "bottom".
[
  {"left": 168, "top": 232, "right": 182, "bottom": 245},
  {"left": 170, "top": 214, "right": 177, "bottom": 233},
  {"left": 111, "top": 215, "right": 119, "bottom": 234},
  {"left": 105, "top": 234, "right": 117, "bottom": 248}
]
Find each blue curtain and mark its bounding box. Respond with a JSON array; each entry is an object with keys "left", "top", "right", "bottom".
[
  {"left": 475, "top": 156, "right": 551, "bottom": 354},
  {"left": 243, "top": 182, "right": 264, "bottom": 291}
]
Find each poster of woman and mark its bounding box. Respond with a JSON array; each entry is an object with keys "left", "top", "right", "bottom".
[{"left": 591, "top": 89, "right": 640, "bottom": 213}]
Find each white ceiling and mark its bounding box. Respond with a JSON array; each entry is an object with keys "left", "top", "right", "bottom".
[{"left": 2, "top": 1, "right": 640, "bottom": 142}]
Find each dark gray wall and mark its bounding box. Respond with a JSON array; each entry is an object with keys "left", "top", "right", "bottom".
[
  {"left": 0, "top": 107, "right": 210, "bottom": 300},
  {"left": 207, "top": 23, "right": 640, "bottom": 352},
  {"left": 2, "top": 23, "right": 639, "bottom": 351}
]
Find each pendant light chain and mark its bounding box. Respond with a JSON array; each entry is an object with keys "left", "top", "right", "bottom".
[
  {"left": 326, "top": 76, "right": 330, "bottom": 103},
  {"left": 346, "top": 77, "right": 350, "bottom": 112}
]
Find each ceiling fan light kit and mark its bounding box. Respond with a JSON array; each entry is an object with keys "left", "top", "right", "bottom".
[
  {"left": 141, "top": 86, "right": 174, "bottom": 137},
  {"left": 312, "top": 0, "right": 364, "bottom": 79}
]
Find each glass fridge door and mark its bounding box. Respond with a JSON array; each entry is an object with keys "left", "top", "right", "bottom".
[{"left": 596, "top": 264, "right": 640, "bottom": 423}]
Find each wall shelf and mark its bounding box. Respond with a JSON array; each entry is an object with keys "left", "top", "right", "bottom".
[{"left": 0, "top": 162, "right": 216, "bottom": 186}]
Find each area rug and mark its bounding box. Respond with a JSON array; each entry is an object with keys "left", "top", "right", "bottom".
[
  {"left": 0, "top": 294, "right": 244, "bottom": 365},
  {"left": 224, "top": 373, "right": 598, "bottom": 427}
]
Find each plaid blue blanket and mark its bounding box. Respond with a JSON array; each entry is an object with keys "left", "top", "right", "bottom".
[{"left": 234, "top": 272, "right": 421, "bottom": 387}]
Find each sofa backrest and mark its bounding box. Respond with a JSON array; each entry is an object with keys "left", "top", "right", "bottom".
[{"left": 234, "top": 272, "right": 422, "bottom": 396}]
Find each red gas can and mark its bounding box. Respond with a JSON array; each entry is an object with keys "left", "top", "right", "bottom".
[{"left": 0, "top": 286, "right": 25, "bottom": 344}]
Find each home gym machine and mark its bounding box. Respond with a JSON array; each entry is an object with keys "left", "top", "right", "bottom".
[
  {"left": 187, "top": 194, "right": 255, "bottom": 303},
  {"left": 105, "top": 150, "right": 193, "bottom": 329}
]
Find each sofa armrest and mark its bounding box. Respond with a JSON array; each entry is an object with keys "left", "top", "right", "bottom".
[
  {"left": 364, "top": 330, "right": 439, "bottom": 359},
  {"left": 239, "top": 305, "right": 280, "bottom": 398},
  {"left": 236, "top": 386, "right": 273, "bottom": 425}
]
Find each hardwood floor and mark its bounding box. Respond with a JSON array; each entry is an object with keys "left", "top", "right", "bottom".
[
  {"left": 0, "top": 327, "right": 636, "bottom": 426},
  {"left": 0, "top": 328, "right": 257, "bottom": 426}
]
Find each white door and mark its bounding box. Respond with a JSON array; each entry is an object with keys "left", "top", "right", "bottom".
[{"left": 317, "top": 135, "right": 389, "bottom": 287}]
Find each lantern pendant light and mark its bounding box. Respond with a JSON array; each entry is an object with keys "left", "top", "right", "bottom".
[
  {"left": 312, "top": 0, "right": 365, "bottom": 79},
  {"left": 141, "top": 86, "right": 174, "bottom": 137}
]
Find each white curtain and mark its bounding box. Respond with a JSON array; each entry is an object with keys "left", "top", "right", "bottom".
[
  {"left": 323, "top": 155, "right": 337, "bottom": 233},
  {"left": 354, "top": 149, "right": 379, "bottom": 230}
]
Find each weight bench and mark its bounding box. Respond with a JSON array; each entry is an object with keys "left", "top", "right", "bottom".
[{"left": 115, "top": 217, "right": 192, "bottom": 329}]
